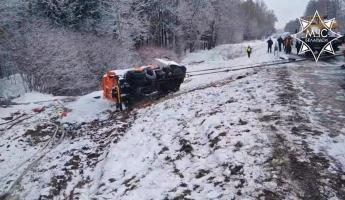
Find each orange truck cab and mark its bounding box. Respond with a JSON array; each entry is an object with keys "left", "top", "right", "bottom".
[{"left": 102, "top": 71, "right": 123, "bottom": 110}]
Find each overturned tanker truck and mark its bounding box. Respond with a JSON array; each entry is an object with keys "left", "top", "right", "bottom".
[{"left": 102, "top": 59, "right": 187, "bottom": 110}]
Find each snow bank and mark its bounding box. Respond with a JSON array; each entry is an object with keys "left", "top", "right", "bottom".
[
  {"left": 12, "top": 92, "right": 54, "bottom": 104},
  {"left": 182, "top": 40, "right": 269, "bottom": 66},
  {"left": 0, "top": 74, "right": 27, "bottom": 99},
  {"left": 3, "top": 89, "right": 109, "bottom": 123},
  {"left": 181, "top": 40, "right": 279, "bottom": 91},
  {"left": 61, "top": 91, "right": 113, "bottom": 123},
  {"left": 0, "top": 91, "right": 55, "bottom": 123}
]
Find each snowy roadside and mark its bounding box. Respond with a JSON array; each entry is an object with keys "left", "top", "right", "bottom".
[
  {"left": 180, "top": 40, "right": 281, "bottom": 91},
  {"left": 3, "top": 68, "right": 281, "bottom": 200},
  {"left": 87, "top": 69, "right": 280, "bottom": 199},
  {"left": 1, "top": 40, "right": 345, "bottom": 199},
  {"left": 0, "top": 40, "right": 280, "bottom": 199}
]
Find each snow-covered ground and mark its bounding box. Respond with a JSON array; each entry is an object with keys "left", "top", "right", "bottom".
[
  {"left": 90, "top": 70, "right": 277, "bottom": 199},
  {"left": 180, "top": 40, "right": 282, "bottom": 91},
  {"left": 1, "top": 40, "right": 345, "bottom": 200},
  {"left": 61, "top": 91, "right": 113, "bottom": 123},
  {"left": 0, "top": 74, "right": 28, "bottom": 99}
]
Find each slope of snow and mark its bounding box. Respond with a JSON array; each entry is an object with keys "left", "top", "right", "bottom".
[
  {"left": 61, "top": 91, "right": 113, "bottom": 123},
  {"left": 2, "top": 40, "right": 345, "bottom": 199},
  {"left": 0, "top": 92, "right": 56, "bottom": 124},
  {"left": 12, "top": 92, "right": 54, "bottom": 104},
  {"left": 181, "top": 40, "right": 280, "bottom": 91},
  {"left": 0, "top": 40, "right": 280, "bottom": 200},
  {"left": 0, "top": 74, "right": 27, "bottom": 99},
  {"left": 91, "top": 72, "right": 277, "bottom": 199}
]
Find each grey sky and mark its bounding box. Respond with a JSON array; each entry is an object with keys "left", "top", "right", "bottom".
[{"left": 263, "top": 0, "right": 310, "bottom": 29}]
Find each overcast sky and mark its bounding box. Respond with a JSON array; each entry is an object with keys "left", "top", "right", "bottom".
[{"left": 263, "top": 0, "right": 310, "bottom": 29}]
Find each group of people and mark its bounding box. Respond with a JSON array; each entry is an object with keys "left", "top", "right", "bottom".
[
  {"left": 245, "top": 35, "right": 302, "bottom": 58},
  {"left": 267, "top": 36, "right": 294, "bottom": 55}
]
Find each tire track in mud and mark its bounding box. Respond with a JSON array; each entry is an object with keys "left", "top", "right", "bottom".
[
  {"left": 1, "top": 91, "right": 156, "bottom": 199},
  {"left": 42, "top": 110, "right": 137, "bottom": 200},
  {"left": 0, "top": 108, "right": 137, "bottom": 200},
  {"left": 48, "top": 108, "right": 141, "bottom": 199},
  {"left": 1, "top": 122, "right": 64, "bottom": 200},
  {"left": 262, "top": 67, "right": 345, "bottom": 199}
]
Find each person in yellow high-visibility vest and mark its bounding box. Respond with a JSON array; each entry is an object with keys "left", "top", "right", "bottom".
[{"left": 246, "top": 46, "right": 252, "bottom": 58}]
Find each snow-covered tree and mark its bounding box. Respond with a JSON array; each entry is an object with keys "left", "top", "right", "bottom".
[
  {"left": 299, "top": 0, "right": 345, "bottom": 32},
  {"left": 34, "top": 0, "right": 101, "bottom": 30},
  {"left": 1, "top": 0, "right": 279, "bottom": 96}
]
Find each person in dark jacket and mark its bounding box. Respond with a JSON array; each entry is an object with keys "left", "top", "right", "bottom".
[
  {"left": 296, "top": 40, "right": 302, "bottom": 54},
  {"left": 246, "top": 46, "right": 252, "bottom": 58},
  {"left": 267, "top": 38, "right": 273, "bottom": 53},
  {"left": 277, "top": 36, "right": 283, "bottom": 52}
]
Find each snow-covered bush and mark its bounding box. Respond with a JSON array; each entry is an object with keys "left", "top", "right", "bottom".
[
  {"left": 34, "top": 0, "right": 101, "bottom": 30},
  {"left": 137, "top": 46, "right": 179, "bottom": 65},
  {"left": 12, "top": 22, "right": 139, "bottom": 95},
  {"left": 0, "top": 0, "right": 279, "bottom": 96}
]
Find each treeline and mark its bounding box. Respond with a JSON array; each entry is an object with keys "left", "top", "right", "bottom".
[
  {"left": 284, "top": 0, "right": 345, "bottom": 33},
  {"left": 0, "top": 0, "right": 276, "bottom": 95}
]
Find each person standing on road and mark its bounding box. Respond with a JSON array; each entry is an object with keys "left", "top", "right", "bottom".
[
  {"left": 274, "top": 40, "right": 279, "bottom": 56},
  {"left": 267, "top": 38, "right": 273, "bottom": 53},
  {"left": 296, "top": 40, "right": 302, "bottom": 54},
  {"left": 277, "top": 36, "right": 283, "bottom": 52},
  {"left": 284, "top": 36, "right": 293, "bottom": 54},
  {"left": 246, "top": 45, "right": 252, "bottom": 58}
]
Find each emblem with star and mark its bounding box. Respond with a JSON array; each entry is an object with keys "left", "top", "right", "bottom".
[{"left": 292, "top": 10, "right": 343, "bottom": 62}]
